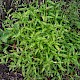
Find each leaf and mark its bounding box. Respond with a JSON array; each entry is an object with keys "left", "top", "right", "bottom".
[
  {"left": 1, "top": 32, "right": 11, "bottom": 43},
  {"left": 76, "top": 22, "right": 80, "bottom": 29},
  {"left": 7, "top": 8, "right": 13, "bottom": 15},
  {"left": 55, "top": 45, "right": 60, "bottom": 51}
]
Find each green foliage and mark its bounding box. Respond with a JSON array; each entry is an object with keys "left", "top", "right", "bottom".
[
  {"left": 0, "top": 0, "right": 80, "bottom": 79},
  {"left": 62, "top": 0, "right": 80, "bottom": 29}
]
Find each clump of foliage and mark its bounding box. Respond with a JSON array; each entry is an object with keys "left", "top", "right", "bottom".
[
  {"left": 62, "top": 0, "right": 80, "bottom": 29},
  {"left": 0, "top": 0, "right": 80, "bottom": 79}
]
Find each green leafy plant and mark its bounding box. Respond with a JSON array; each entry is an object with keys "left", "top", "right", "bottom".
[
  {"left": 62, "top": 0, "right": 80, "bottom": 29},
  {"left": 0, "top": 0, "right": 80, "bottom": 80}
]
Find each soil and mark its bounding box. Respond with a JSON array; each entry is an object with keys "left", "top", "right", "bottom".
[{"left": 0, "top": 64, "right": 23, "bottom": 80}]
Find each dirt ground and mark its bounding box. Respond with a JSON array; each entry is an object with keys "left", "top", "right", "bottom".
[{"left": 0, "top": 64, "right": 23, "bottom": 80}]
